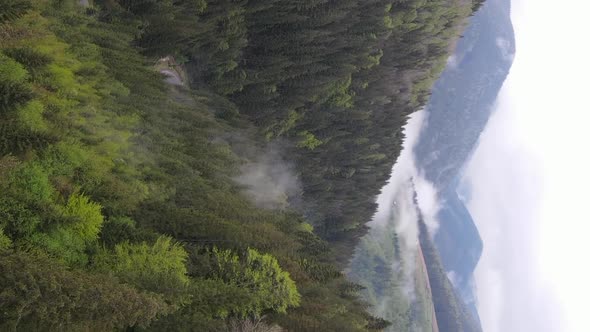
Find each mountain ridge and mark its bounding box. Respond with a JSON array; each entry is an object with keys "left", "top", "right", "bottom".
[{"left": 412, "top": 0, "right": 515, "bottom": 324}]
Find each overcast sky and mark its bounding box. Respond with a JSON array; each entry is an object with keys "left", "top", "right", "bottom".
[{"left": 463, "top": 0, "right": 590, "bottom": 331}]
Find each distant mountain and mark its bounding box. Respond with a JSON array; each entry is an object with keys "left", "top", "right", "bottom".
[
  {"left": 435, "top": 186, "right": 482, "bottom": 288},
  {"left": 412, "top": 0, "right": 515, "bottom": 324},
  {"left": 414, "top": 0, "right": 515, "bottom": 190},
  {"left": 435, "top": 186, "right": 483, "bottom": 321}
]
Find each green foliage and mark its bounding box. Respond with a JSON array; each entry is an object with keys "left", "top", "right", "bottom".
[
  {"left": 61, "top": 193, "right": 104, "bottom": 242},
  {"left": 297, "top": 131, "right": 323, "bottom": 150},
  {"left": 0, "top": 0, "right": 31, "bottom": 24},
  {"left": 146, "top": 278, "right": 256, "bottom": 331},
  {"left": 0, "top": 228, "right": 12, "bottom": 250},
  {"left": 94, "top": 236, "right": 189, "bottom": 303},
  {"left": 17, "top": 100, "right": 47, "bottom": 132},
  {"left": 3, "top": 47, "right": 52, "bottom": 77},
  {"left": 99, "top": 216, "right": 158, "bottom": 247},
  {"left": 0, "top": 251, "right": 168, "bottom": 331},
  {"left": 473, "top": 0, "right": 486, "bottom": 12},
  {"left": 0, "top": 52, "right": 28, "bottom": 82},
  {"left": 27, "top": 193, "right": 101, "bottom": 262},
  {"left": 0, "top": 52, "right": 33, "bottom": 113},
  {"left": 134, "top": 0, "right": 475, "bottom": 244},
  {"left": 7, "top": 162, "right": 54, "bottom": 205},
  {"left": 0, "top": 196, "right": 42, "bottom": 239},
  {"left": 0, "top": 0, "right": 478, "bottom": 329},
  {"left": 194, "top": 247, "right": 301, "bottom": 315}
]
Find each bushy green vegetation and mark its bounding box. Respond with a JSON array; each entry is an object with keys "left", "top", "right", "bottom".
[
  {"left": 0, "top": 1, "right": 386, "bottom": 330},
  {"left": 0, "top": 250, "right": 169, "bottom": 331},
  {"left": 0, "top": 0, "right": 484, "bottom": 330}
]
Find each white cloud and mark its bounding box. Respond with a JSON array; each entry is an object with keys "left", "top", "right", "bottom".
[
  {"left": 447, "top": 270, "right": 460, "bottom": 288},
  {"left": 464, "top": 0, "right": 590, "bottom": 330},
  {"left": 413, "top": 173, "right": 440, "bottom": 235},
  {"left": 495, "top": 37, "right": 515, "bottom": 62},
  {"left": 463, "top": 91, "right": 563, "bottom": 332},
  {"left": 372, "top": 111, "right": 441, "bottom": 236},
  {"left": 447, "top": 55, "right": 459, "bottom": 69},
  {"left": 234, "top": 147, "right": 300, "bottom": 210},
  {"left": 369, "top": 110, "right": 443, "bottom": 300}
]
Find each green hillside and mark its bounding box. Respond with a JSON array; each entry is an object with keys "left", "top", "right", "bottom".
[
  {"left": 418, "top": 219, "right": 482, "bottom": 332},
  {"left": 0, "top": 0, "right": 482, "bottom": 330}
]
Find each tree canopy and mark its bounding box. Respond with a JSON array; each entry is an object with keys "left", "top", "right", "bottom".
[{"left": 0, "top": 0, "right": 484, "bottom": 330}]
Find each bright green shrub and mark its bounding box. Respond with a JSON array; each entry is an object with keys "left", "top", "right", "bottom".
[
  {"left": 61, "top": 193, "right": 104, "bottom": 242},
  {"left": 198, "top": 247, "right": 300, "bottom": 316},
  {"left": 93, "top": 236, "right": 189, "bottom": 304},
  {"left": 297, "top": 131, "right": 323, "bottom": 150}
]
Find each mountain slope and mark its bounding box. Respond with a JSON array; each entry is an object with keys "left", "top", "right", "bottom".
[
  {"left": 0, "top": 0, "right": 487, "bottom": 331},
  {"left": 418, "top": 218, "right": 482, "bottom": 332},
  {"left": 435, "top": 186, "right": 483, "bottom": 296},
  {"left": 347, "top": 1, "right": 515, "bottom": 330},
  {"left": 412, "top": 0, "right": 515, "bottom": 316},
  {"left": 414, "top": 0, "right": 515, "bottom": 190}
]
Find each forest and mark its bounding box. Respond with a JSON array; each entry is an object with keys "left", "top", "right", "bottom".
[{"left": 0, "top": 0, "right": 482, "bottom": 330}]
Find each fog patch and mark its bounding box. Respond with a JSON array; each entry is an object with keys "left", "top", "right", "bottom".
[
  {"left": 413, "top": 174, "right": 440, "bottom": 235},
  {"left": 447, "top": 271, "right": 460, "bottom": 288},
  {"left": 392, "top": 181, "right": 421, "bottom": 297},
  {"left": 447, "top": 55, "right": 458, "bottom": 69},
  {"left": 372, "top": 110, "right": 428, "bottom": 227},
  {"left": 372, "top": 110, "right": 441, "bottom": 240},
  {"left": 367, "top": 110, "right": 443, "bottom": 304},
  {"left": 234, "top": 147, "right": 300, "bottom": 210},
  {"left": 496, "top": 37, "right": 515, "bottom": 62}
]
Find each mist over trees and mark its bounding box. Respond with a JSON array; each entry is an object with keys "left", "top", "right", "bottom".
[{"left": 0, "top": 0, "right": 484, "bottom": 330}]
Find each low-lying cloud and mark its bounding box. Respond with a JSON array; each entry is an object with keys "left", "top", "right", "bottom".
[
  {"left": 234, "top": 146, "right": 300, "bottom": 210},
  {"left": 369, "top": 110, "right": 443, "bottom": 298},
  {"left": 495, "top": 37, "right": 515, "bottom": 62},
  {"left": 461, "top": 90, "right": 564, "bottom": 332}
]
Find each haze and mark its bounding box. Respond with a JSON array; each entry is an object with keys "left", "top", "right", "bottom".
[{"left": 464, "top": 0, "right": 590, "bottom": 331}]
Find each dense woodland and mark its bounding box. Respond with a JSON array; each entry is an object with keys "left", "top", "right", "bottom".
[
  {"left": 0, "top": 0, "right": 482, "bottom": 330},
  {"left": 114, "top": 0, "right": 481, "bottom": 249}
]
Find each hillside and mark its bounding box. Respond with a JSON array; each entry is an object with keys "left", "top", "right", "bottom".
[
  {"left": 412, "top": 0, "right": 514, "bottom": 316},
  {"left": 414, "top": 0, "right": 515, "bottom": 190},
  {"left": 415, "top": 244, "right": 440, "bottom": 332},
  {"left": 0, "top": 0, "right": 483, "bottom": 330},
  {"left": 418, "top": 219, "right": 482, "bottom": 332},
  {"left": 435, "top": 186, "right": 483, "bottom": 299}
]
